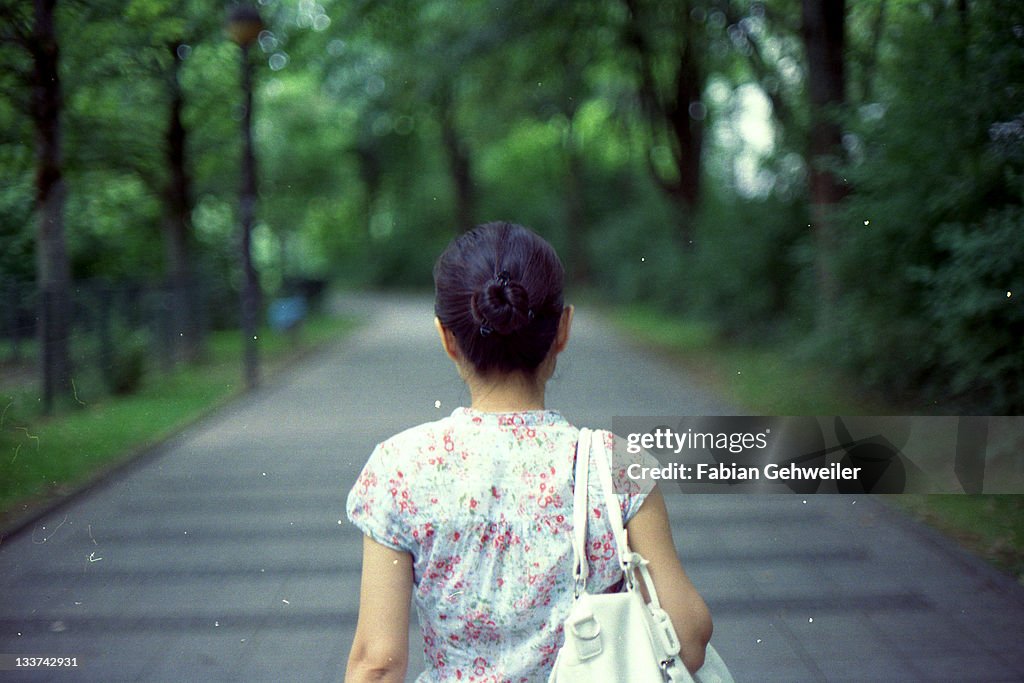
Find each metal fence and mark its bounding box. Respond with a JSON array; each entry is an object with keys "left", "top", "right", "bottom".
[{"left": 0, "top": 276, "right": 238, "bottom": 401}]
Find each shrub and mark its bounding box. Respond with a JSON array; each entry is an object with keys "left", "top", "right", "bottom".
[
  {"left": 914, "top": 207, "right": 1024, "bottom": 413},
  {"left": 104, "top": 333, "right": 147, "bottom": 395}
]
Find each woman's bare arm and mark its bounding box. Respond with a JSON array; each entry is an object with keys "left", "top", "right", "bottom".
[
  {"left": 345, "top": 535, "right": 413, "bottom": 683},
  {"left": 625, "top": 486, "right": 713, "bottom": 673}
]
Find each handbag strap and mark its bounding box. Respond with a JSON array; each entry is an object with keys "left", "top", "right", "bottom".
[
  {"left": 590, "top": 431, "right": 668, "bottom": 613},
  {"left": 575, "top": 428, "right": 667, "bottom": 611},
  {"left": 571, "top": 427, "right": 592, "bottom": 592},
  {"left": 590, "top": 430, "right": 630, "bottom": 567}
]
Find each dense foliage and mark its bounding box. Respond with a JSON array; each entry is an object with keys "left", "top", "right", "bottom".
[{"left": 0, "top": 0, "right": 1021, "bottom": 412}]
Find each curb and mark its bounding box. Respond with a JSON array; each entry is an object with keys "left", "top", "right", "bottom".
[
  {"left": 870, "top": 495, "right": 1024, "bottom": 596},
  {"left": 0, "top": 317, "right": 360, "bottom": 544}
]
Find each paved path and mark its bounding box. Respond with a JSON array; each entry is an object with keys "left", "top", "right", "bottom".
[{"left": 1, "top": 293, "right": 1022, "bottom": 682}]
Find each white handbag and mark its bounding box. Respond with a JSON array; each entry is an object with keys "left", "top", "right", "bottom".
[{"left": 549, "top": 428, "right": 736, "bottom": 683}]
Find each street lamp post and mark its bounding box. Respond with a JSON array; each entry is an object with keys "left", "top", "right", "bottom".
[{"left": 227, "top": 4, "right": 263, "bottom": 390}]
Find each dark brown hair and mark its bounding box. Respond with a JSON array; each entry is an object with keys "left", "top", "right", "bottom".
[{"left": 433, "top": 221, "right": 565, "bottom": 375}]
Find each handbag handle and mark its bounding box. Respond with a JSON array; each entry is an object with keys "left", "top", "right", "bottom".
[
  {"left": 589, "top": 430, "right": 631, "bottom": 569},
  {"left": 573, "top": 428, "right": 640, "bottom": 588},
  {"left": 587, "top": 430, "right": 669, "bottom": 613},
  {"left": 571, "top": 428, "right": 592, "bottom": 592}
]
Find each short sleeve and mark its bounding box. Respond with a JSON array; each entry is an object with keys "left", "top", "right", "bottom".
[
  {"left": 345, "top": 442, "right": 413, "bottom": 552},
  {"left": 601, "top": 429, "right": 660, "bottom": 524}
]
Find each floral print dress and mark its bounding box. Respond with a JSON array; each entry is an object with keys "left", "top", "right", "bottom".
[{"left": 346, "top": 408, "right": 652, "bottom": 682}]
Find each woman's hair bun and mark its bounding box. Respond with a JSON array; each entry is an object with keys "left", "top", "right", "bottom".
[
  {"left": 471, "top": 274, "right": 532, "bottom": 336},
  {"left": 434, "top": 221, "right": 564, "bottom": 374}
]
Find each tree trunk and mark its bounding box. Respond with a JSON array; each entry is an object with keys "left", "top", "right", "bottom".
[
  {"left": 31, "top": 0, "right": 72, "bottom": 412},
  {"left": 564, "top": 131, "right": 590, "bottom": 285},
  {"left": 163, "top": 41, "right": 201, "bottom": 363},
  {"left": 355, "top": 141, "right": 382, "bottom": 240},
  {"left": 670, "top": 20, "right": 704, "bottom": 231},
  {"left": 860, "top": 0, "right": 887, "bottom": 103},
  {"left": 438, "top": 81, "right": 476, "bottom": 232},
  {"left": 238, "top": 43, "right": 260, "bottom": 390},
  {"left": 623, "top": 0, "right": 705, "bottom": 249},
  {"left": 801, "top": 0, "right": 847, "bottom": 328}
]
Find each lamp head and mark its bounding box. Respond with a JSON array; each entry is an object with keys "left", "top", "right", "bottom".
[{"left": 227, "top": 5, "right": 264, "bottom": 47}]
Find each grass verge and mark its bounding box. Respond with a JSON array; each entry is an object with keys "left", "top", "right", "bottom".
[
  {"left": 885, "top": 495, "right": 1024, "bottom": 583},
  {"left": 0, "top": 313, "right": 357, "bottom": 527},
  {"left": 610, "top": 305, "right": 888, "bottom": 415},
  {"left": 608, "top": 303, "right": 1024, "bottom": 583}
]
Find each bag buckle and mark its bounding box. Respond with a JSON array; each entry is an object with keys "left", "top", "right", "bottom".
[
  {"left": 621, "top": 552, "right": 646, "bottom": 589},
  {"left": 568, "top": 607, "right": 603, "bottom": 660},
  {"left": 572, "top": 566, "right": 587, "bottom": 598},
  {"left": 649, "top": 606, "right": 681, "bottom": 656},
  {"left": 623, "top": 551, "right": 648, "bottom": 575}
]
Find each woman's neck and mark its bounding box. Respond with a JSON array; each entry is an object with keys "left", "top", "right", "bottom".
[{"left": 466, "top": 372, "right": 546, "bottom": 412}]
